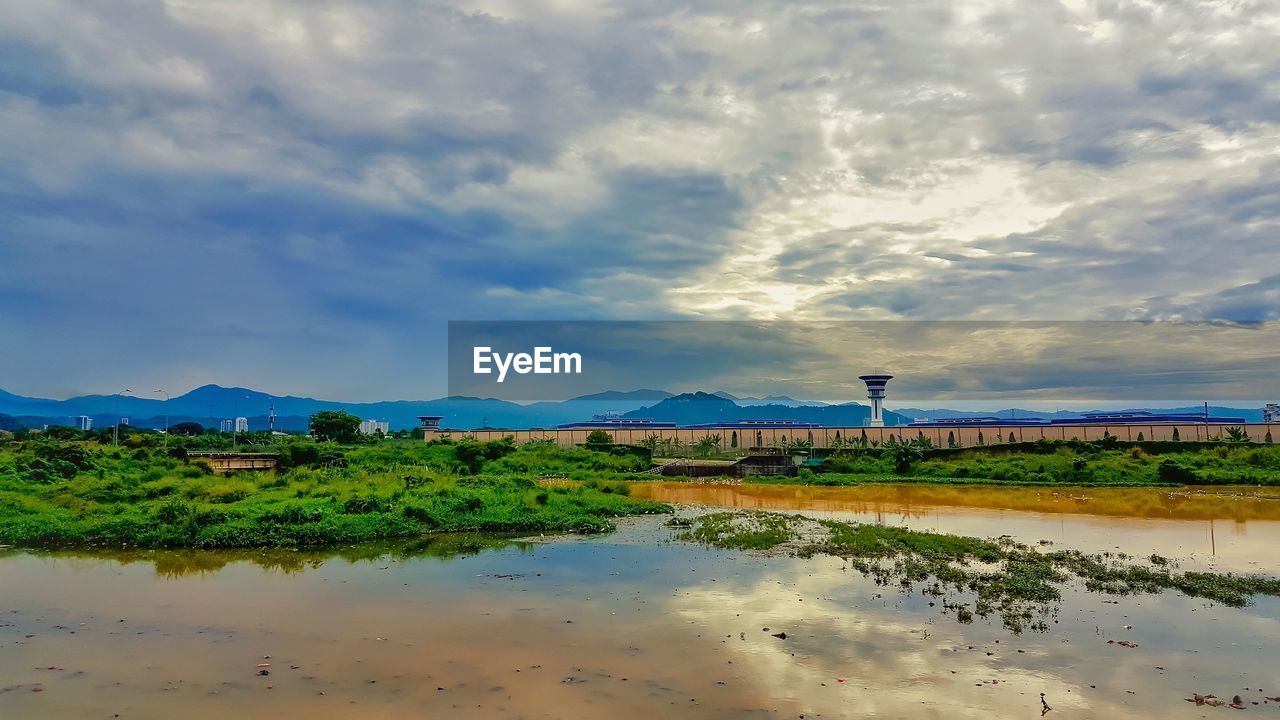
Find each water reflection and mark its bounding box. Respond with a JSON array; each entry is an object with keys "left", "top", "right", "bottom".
[
  {"left": 631, "top": 482, "right": 1280, "bottom": 521},
  {"left": 635, "top": 482, "right": 1280, "bottom": 573},
  {"left": 0, "top": 533, "right": 532, "bottom": 578},
  {"left": 2, "top": 521, "right": 1277, "bottom": 720}
]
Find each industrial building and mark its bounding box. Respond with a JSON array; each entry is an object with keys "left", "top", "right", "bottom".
[
  {"left": 1266, "top": 404, "right": 1280, "bottom": 424},
  {"left": 908, "top": 411, "right": 1249, "bottom": 427},
  {"left": 422, "top": 374, "right": 1278, "bottom": 448}
]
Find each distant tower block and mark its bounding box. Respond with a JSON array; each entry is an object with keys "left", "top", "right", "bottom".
[{"left": 858, "top": 374, "right": 894, "bottom": 427}]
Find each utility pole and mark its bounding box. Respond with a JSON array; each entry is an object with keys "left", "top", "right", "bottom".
[
  {"left": 154, "top": 389, "right": 170, "bottom": 450},
  {"left": 114, "top": 388, "right": 131, "bottom": 446}
]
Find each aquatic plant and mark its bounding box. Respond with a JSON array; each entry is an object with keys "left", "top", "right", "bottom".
[{"left": 679, "top": 511, "right": 1280, "bottom": 633}]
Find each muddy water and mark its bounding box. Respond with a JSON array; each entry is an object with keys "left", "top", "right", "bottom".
[
  {"left": 633, "top": 482, "right": 1280, "bottom": 573},
  {"left": 3, "top": 486, "right": 1280, "bottom": 719}
]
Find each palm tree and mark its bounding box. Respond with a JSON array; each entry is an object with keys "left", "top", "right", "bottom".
[
  {"left": 882, "top": 436, "right": 926, "bottom": 474},
  {"left": 1225, "top": 426, "right": 1251, "bottom": 443},
  {"left": 695, "top": 434, "right": 722, "bottom": 457}
]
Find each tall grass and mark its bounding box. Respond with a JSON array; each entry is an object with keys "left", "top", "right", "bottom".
[
  {"left": 813, "top": 441, "right": 1280, "bottom": 486},
  {"left": 0, "top": 438, "right": 667, "bottom": 548}
]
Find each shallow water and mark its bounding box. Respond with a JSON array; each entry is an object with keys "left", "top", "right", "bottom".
[
  {"left": 3, "top": 485, "right": 1280, "bottom": 718},
  {"left": 633, "top": 482, "right": 1280, "bottom": 573}
]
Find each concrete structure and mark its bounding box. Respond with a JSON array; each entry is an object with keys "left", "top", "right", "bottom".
[
  {"left": 858, "top": 374, "right": 893, "bottom": 427},
  {"left": 558, "top": 419, "right": 676, "bottom": 429},
  {"left": 909, "top": 411, "right": 1249, "bottom": 427},
  {"left": 74, "top": 415, "right": 93, "bottom": 431},
  {"left": 235, "top": 417, "right": 249, "bottom": 433},
  {"left": 656, "top": 454, "right": 799, "bottom": 478},
  {"left": 1266, "top": 404, "right": 1280, "bottom": 424},
  {"left": 433, "top": 421, "right": 1278, "bottom": 449},
  {"left": 187, "top": 452, "right": 279, "bottom": 474},
  {"left": 359, "top": 419, "right": 390, "bottom": 435}
]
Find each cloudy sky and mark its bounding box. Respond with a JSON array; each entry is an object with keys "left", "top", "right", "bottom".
[{"left": 2, "top": 0, "right": 1278, "bottom": 402}]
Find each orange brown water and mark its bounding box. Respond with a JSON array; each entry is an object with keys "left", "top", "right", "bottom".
[
  {"left": 633, "top": 482, "right": 1280, "bottom": 573},
  {"left": 3, "top": 486, "right": 1280, "bottom": 719}
]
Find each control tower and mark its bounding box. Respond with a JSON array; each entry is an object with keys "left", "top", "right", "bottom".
[{"left": 858, "top": 374, "right": 894, "bottom": 427}]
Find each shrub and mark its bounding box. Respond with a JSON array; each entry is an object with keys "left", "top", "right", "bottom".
[
  {"left": 342, "top": 495, "right": 390, "bottom": 514},
  {"left": 1157, "top": 459, "right": 1198, "bottom": 484}
]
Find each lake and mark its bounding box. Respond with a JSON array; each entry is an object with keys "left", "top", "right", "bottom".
[{"left": 3, "top": 483, "right": 1279, "bottom": 718}]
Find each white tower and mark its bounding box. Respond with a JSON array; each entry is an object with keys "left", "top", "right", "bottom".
[{"left": 858, "top": 374, "right": 894, "bottom": 427}]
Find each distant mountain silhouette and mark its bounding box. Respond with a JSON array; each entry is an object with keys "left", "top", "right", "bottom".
[
  {"left": 711, "top": 391, "right": 828, "bottom": 407},
  {"left": 569, "top": 389, "right": 673, "bottom": 402},
  {"left": 894, "top": 405, "right": 1266, "bottom": 423},
  {"left": 0, "top": 385, "right": 1264, "bottom": 431},
  {"left": 623, "top": 392, "right": 914, "bottom": 426}
]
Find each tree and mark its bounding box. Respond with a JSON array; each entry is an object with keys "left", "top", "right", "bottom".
[
  {"left": 1225, "top": 426, "right": 1251, "bottom": 443},
  {"left": 169, "top": 421, "right": 204, "bottom": 436},
  {"left": 309, "top": 411, "right": 361, "bottom": 443},
  {"left": 882, "top": 437, "right": 926, "bottom": 474},
  {"left": 695, "top": 434, "right": 722, "bottom": 456},
  {"left": 584, "top": 429, "right": 613, "bottom": 447}
]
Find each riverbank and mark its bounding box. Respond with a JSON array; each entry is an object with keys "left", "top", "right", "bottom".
[
  {"left": 5, "top": 510, "right": 1280, "bottom": 719},
  {"left": 0, "top": 439, "right": 667, "bottom": 548},
  {"left": 5, "top": 435, "right": 1280, "bottom": 549},
  {"left": 802, "top": 440, "right": 1280, "bottom": 486}
]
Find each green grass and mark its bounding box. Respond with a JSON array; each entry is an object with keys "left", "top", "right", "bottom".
[
  {"left": 799, "top": 441, "right": 1280, "bottom": 487},
  {"left": 679, "top": 511, "right": 1280, "bottom": 633},
  {"left": 0, "top": 438, "right": 668, "bottom": 548}
]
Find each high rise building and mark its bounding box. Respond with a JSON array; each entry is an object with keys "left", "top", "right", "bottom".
[
  {"left": 1265, "top": 404, "right": 1280, "bottom": 424},
  {"left": 235, "top": 417, "right": 249, "bottom": 433},
  {"left": 359, "top": 419, "right": 389, "bottom": 435},
  {"left": 74, "top": 415, "right": 93, "bottom": 431}
]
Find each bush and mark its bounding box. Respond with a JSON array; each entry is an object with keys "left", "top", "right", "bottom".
[{"left": 1157, "top": 459, "right": 1198, "bottom": 484}]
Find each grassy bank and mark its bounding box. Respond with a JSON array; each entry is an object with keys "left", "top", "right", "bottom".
[
  {"left": 0, "top": 437, "right": 667, "bottom": 548},
  {"left": 680, "top": 511, "right": 1280, "bottom": 632},
  {"left": 787, "top": 440, "right": 1280, "bottom": 487}
]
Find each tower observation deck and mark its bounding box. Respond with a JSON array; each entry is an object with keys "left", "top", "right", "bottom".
[{"left": 858, "top": 374, "right": 894, "bottom": 427}]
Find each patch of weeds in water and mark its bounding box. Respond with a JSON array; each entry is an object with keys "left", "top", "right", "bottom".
[
  {"left": 677, "top": 511, "right": 798, "bottom": 551},
  {"left": 679, "top": 511, "right": 1280, "bottom": 633}
]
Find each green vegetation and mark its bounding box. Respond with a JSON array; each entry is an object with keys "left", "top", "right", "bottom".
[
  {"left": 680, "top": 511, "right": 1280, "bottom": 633},
  {"left": 308, "top": 410, "right": 362, "bottom": 443},
  {"left": 799, "top": 439, "right": 1280, "bottom": 487},
  {"left": 0, "top": 435, "right": 667, "bottom": 549}
]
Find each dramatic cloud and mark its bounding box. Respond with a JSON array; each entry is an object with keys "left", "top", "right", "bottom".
[{"left": 1, "top": 0, "right": 1278, "bottom": 399}]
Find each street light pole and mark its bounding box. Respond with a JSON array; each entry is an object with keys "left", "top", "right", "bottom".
[
  {"left": 114, "top": 388, "right": 132, "bottom": 446},
  {"left": 154, "top": 389, "right": 170, "bottom": 450}
]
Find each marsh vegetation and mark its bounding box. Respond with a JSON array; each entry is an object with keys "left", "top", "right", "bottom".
[
  {"left": 0, "top": 436, "right": 664, "bottom": 548},
  {"left": 679, "top": 510, "right": 1280, "bottom": 632}
]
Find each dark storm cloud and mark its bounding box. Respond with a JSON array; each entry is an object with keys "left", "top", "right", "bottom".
[{"left": 1, "top": 0, "right": 1278, "bottom": 400}]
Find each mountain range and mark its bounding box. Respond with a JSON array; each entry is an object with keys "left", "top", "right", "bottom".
[{"left": 0, "top": 385, "right": 1266, "bottom": 432}]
